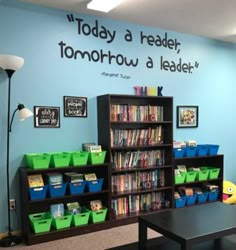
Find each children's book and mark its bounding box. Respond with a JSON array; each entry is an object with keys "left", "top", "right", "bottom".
[
  {"left": 90, "top": 200, "right": 102, "bottom": 211},
  {"left": 64, "top": 172, "right": 84, "bottom": 183},
  {"left": 84, "top": 173, "right": 97, "bottom": 181},
  {"left": 82, "top": 142, "right": 96, "bottom": 151},
  {"left": 27, "top": 174, "right": 44, "bottom": 187},
  {"left": 177, "top": 165, "right": 187, "bottom": 173},
  {"left": 88, "top": 145, "right": 102, "bottom": 153},
  {"left": 66, "top": 202, "right": 81, "bottom": 214},
  {"left": 44, "top": 172, "right": 63, "bottom": 185},
  {"left": 50, "top": 203, "right": 64, "bottom": 218}
]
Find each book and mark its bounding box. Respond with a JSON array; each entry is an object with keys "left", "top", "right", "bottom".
[
  {"left": 138, "top": 129, "right": 145, "bottom": 146},
  {"left": 66, "top": 202, "right": 81, "bottom": 214},
  {"left": 90, "top": 200, "right": 103, "bottom": 211},
  {"left": 110, "top": 129, "right": 114, "bottom": 146},
  {"left": 205, "top": 184, "right": 219, "bottom": 191},
  {"left": 110, "top": 104, "right": 117, "bottom": 121},
  {"left": 27, "top": 174, "right": 44, "bottom": 187},
  {"left": 84, "top": 173, "right": 97, "bottom": 181},
  {"left": 119, "top": 174, "right": 125, "bottom": 192},
  {"left": 88, "top": 145, "right": 102, "bottom": 153},
  {"left": 64, "top": 172, "right": 84, "bottom": 183},
  {"left": 44, "top": 172, "right": 63, "bottom": 185},
  {"left": 50, "top": 203, "right": 64, "bottom": 218},
  {"left": 82, "top": 142, "right": 96, "bottom": 151},
  {"left": 177, "top": 165, "right": 187, "bottom": 173}
]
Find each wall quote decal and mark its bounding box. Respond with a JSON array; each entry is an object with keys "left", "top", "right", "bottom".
[{"left": 57, "top": 14, "right": 200, "bottom": 74}]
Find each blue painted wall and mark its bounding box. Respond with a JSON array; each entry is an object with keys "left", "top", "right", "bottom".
[{"left": 0, "top": 0, "right": 236, "bottom": 233}]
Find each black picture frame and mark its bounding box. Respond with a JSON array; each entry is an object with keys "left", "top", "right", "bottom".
[
  {"left": 177, "top": 105, "right": 199, "bottom": 128},
  {"left": 63, "top": 96, "right": 87, "bottom": 117},
  {"left": 34, "top": 106, "right": 60, "bottom": 128}
]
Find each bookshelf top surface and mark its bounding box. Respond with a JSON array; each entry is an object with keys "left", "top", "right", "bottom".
[{"left": 97, "top": 94, "right": 173, "bottom": 100}]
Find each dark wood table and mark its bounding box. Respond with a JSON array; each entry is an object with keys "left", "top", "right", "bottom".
[{"left": 138, "top": 202, "right": 236, "bottom": 250}]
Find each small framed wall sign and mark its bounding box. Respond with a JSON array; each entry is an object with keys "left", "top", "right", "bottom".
[
  {"left": 34, "top": 106, "right": 60, "bottom": 128},
  {"left": 63, "top": 96, "right": 87, "bottom": 117},
  {"left": 177, "top": 105, "right": 199, "bottom": 128}
]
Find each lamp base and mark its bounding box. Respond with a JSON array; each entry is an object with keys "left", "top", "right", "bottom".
[{"left": 0, "top": 235, "right": 22, "bottom": 247}]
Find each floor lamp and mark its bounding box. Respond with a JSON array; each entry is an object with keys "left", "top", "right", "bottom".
[{"left": 0, "top": 55, "right": 33, "bottom": 247}]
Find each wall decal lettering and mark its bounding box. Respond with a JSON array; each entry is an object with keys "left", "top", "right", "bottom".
[
  {"left": 101, "top": 72, "right": 131, "bottom": 79},
  {"left": 62, "top": 14, "right": 200, "bottom": 74},
  {"left": 76, "top": 18, "right": 116, "bottom": 43},
  {"left": 160, "top": 56, "right": 199, "bottom": 74},
  {"left": 140, "top": 31, "right": 181, "bottom": 54},
  {"left": 58, "top": 41, "right": 139, "bottom": 67},
  {"left": 134, "top": 86, "right": 163, "bottom": 96}
]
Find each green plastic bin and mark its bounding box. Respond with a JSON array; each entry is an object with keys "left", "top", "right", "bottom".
[
  {"left": 186, "top": 171, "right": 197, "bottom": 183},
  {"left": 88, "top": 151, "right": 106, "bottom": 164},
  {"left": 52, "top": 212, "right": 72, "bottom": 230},
  {"left": 196, "top": 168, "right": 209, "bottom": 181},
  {"left": 72, "top": 208, "right": 91, "bottom": 227},
  {"left": 70, "top": 151, "right": 89, "bottom": 166},
  {"left": 29, "top": 212, "right": 52, "bottom": 234},
  {"left": 49, "top": 152, "right": 71, "bottom": 168},
  {"left": 208, "top": 167, "right": 220, "bottom": 179},
  {"left": 201, "top": 166, "right": 220, "bottom": 179},
  {"left": 174, "top": 172, "right": 186, "bottom": 184},
  {"left": 90, "top": 208, "right": 107, "bottom": 223},
  {"left": 25, "top": 153, "right": 51, "bottom": 169}
]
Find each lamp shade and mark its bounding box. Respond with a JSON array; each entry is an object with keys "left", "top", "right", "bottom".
[
  {"left": 17, "top": 104, "right": 33, "bottom": 121},
  {"left": 0, "top": 55, "right": 24, "bottom": 71}
]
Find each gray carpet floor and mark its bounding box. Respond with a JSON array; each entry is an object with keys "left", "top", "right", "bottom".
[
  {"left": 2, "top": 224, "right": 236, "bottom": 250},
  {"left": 0, "top": 223, "right": 160, "bottom": 250},
  {"left": 106, "top": 235, "right": 236, "bottom": 250}
]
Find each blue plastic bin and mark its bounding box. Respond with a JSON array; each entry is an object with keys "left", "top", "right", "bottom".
[
  {"left": 197, "top": 145, "right": 209, "bottom": 156},
  {"left": 186, "top": 194, "right": 197, "bottom": 206},
  {"left": 197, "top": 192, "right": 208, "bottom": 204},
  {"left": 208, "top": 145, "right": 219, "bottom": 155},
  {"left": 185, "top": 146, "right": 197, "bottom": 157},
  {"left": 49, "top": 183, "right": 67, "bottom": 197},
  {"left": 29, "top": 185, "right": 48, "bottom": 200},
  {"left": 173, "top": 148, "right": 186, "bottom": 158},
  {"left": 175, "top": 196, "right": 187, "bottom": 208},
  {"left": 208, "top": 190, "right": 219, "bottom": 201},
  {"left": 86, "top": 178, "right": 104, "bottom": 192},
  {"left": 69, "top": 181, "right": 86, "bottom": 195}
]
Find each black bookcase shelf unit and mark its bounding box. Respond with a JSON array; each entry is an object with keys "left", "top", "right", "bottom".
[
  {"left": 19, "top": 163, "right": 111, "bottom": 245},
  {"left": 174, "top": 154, "right": 224, "bottom": 205},
  {"left": 97, "top": 94, "right": 174, "bottom": 221}
]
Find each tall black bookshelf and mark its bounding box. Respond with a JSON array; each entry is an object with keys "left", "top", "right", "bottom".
[{"left": 97, "top": 94, "right": 174, "bottom": 222}]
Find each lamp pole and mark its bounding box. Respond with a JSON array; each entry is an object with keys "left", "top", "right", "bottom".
[
  {"left": 0, "top": 69, "right": 23, "bottom": 247},
  {"left": 0, "top": 55, "right": 32, "bottom": 247},
  {"left": 6, "top": 70, "right": 14, "bottom": 240},
  {"left": 6, "top": 70, "right": 14, "bottom": 237}
]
